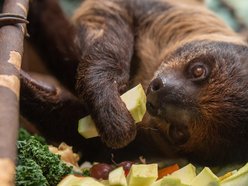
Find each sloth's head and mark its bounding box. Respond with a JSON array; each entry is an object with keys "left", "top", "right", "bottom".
[{"left": 146, "top": 40, "right": 248, "bottom": 164}]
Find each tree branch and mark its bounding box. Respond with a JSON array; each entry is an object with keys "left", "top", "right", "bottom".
[{"left": 0, "top": 0, "right": 29, "bottom": 185}]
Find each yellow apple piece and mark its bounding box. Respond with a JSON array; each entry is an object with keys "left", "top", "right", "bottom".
[
  {"left": 127, "top": 164, "right": 158, "bottom": 186},
  {"left": 78, "top": 84, "right": 146, "bottom": 138}
]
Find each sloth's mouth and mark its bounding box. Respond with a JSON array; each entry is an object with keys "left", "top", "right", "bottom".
[
  {"left": 167, "top": 122, "right": 190, "bottom": 145},
  {"left": 147, "top": 102, "right": 191, "bottom": 145}
]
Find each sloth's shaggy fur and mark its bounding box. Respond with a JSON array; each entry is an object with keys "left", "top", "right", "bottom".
[{"left": 21, "top": 0, "right": 248, "bottom": 165}]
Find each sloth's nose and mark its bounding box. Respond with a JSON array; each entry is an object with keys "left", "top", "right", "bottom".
[
  {"left": 147, "top": 77, "right": 164, "bottom": 94},
  {"left": 146, "top": 77, "right": 166, "bottom": 116}
]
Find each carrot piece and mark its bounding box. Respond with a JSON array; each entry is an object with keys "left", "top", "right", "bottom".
[{"left": 158, "top": 164, "right": 180, "bottom": 179}]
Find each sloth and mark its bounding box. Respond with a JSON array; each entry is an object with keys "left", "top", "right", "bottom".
[{"left": 20, "top": 0, "right": 248, "bottom": 166}]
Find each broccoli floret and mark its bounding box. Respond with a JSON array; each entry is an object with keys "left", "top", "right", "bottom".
[{"left": 16, "top": 129, "right": 72, "bottom": 186}]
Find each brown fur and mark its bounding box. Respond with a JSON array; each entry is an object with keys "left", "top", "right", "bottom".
[{"left": 21, "top": 0, "right": 248, "bottom": 165}]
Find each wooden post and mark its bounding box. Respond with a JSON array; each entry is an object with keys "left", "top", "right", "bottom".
[{"left": 0, "top": 0, "right": 29, "bottom": 185}]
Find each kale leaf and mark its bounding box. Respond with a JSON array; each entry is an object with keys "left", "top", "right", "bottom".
[
  {"left": 16, "top": 158, "right": 48, "bottom": 186},
  {"left": 16, "top": 129, "right": 72, "bottom": 186}
]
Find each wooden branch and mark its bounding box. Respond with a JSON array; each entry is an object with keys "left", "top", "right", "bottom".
[{"left": 0, "top": 0, "right": 29, "bottom": 185}]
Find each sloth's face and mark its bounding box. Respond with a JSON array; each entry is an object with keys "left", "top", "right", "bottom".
[{"left": 146, "top": 41, "right": 248, "bottom": 164}]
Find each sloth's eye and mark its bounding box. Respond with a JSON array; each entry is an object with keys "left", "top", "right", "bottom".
[
  {"left": 189, "top": 63, "right": 209, "bottom": 81},
  {"left": 192, "top": 65, "right": 205, "bottom": 78}
]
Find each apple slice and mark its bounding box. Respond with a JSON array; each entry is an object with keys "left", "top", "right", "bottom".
[
  {"left": 57, "top": 175, "right": 105, "bottom": 186},
  {"left": 152, "top": 176, "right": 189, "bottom": 186},
  {"left": 221, "top": 163, "right": 248, "bottom": 186},
  {"left": 108, "top": 166, "right": 127, "bottom": 186},
  {"left": 120, "top": 83, "right": 146, "bottom": 123},
  {"left": 127, "top": 164, "right": 158, "bottom": 186},
  {"left": 78, "top": 84, "right": 146, "bottom": 138},
  {"left": 190, "top": 167, "right": 220, "bottom": 186},
  {"left": 170, "top": 164, "right": 196, "bottom": 185},
  {"left": 57, "top": 175, "right": 84, "bottom": 186},
  {"left": 78, "top": 115, "right": 99, "bottom": 138}
]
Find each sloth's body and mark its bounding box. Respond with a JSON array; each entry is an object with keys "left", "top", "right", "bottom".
[{"left": 21, "top": 0, "right": 248, "bottom": 165}]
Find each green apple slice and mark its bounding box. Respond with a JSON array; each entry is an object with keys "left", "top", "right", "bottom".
[
  {"left": 78, "top": 115, "right": 99, "bottom": 138},
  {"left": 120, "top": 83, "right": 146, "bottom": 123},
  {"left": 152, "top": 176, "right": 190, "bottom": 186},
  {"left": 170, "top": 164, "right": 196, "bottom": 185},
  {"left": 57, "top": 175, "right": 83, "bottom": 186},
  {"left": 127, "top": 164, "right": 158, "bottom": 186},
  {"left": 221, "top": 163, "right": 248, "bottom": 186},
  {"left": 57, "top": 175, "right": 105, "bottom": 186},
  {"left": 190, "top": 167, "right": 220, "bottom": 186},
  {"left": 78, "top": 84, "right": 146, "bottom": 138},
  {"left": 108, "top": 166, "right": 127, "bottom": 186}
]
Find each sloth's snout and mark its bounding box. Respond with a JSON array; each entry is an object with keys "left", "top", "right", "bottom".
[
  {"left": 146, "top": 76, "right": 191, "bottom": 145},
  {"left": 146, "top": 74, "right": 187, "bottom": 117},
  {"left": 146, "top": 77, "right": 166, "bottom": 116}
]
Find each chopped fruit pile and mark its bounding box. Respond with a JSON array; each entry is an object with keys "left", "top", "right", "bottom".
[
  {"left": 18, "top": 129, "right": 248, "bottom": 186},
  {"left": 58, "top": 162, "right": 248, "bottom": 186}
]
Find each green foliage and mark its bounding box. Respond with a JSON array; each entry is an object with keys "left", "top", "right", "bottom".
[
  {"left": 16, "top": 129, "right": 72, "bottom": 186},
  {"left": 18, "top": 128, "right": 46, "bottom": 144},
  {"left": 16, "top": 159, "right": 48, "bottom": 186},
  {"left": 18, "top": 128, "right": 31, "bottom": 141},
  {"left": 82, "top": 168, "right": 91, "bottom": 177}
]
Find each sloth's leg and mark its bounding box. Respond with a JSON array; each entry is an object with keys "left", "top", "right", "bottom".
[
  {"left": 20, "top": 70, "right": 88, "bottom": 145},
  {"left": 27, "top": 0, "right": 80, "bottom": 91},
  {"left": 74, "top": 0, "right": 135, "bottom": 148}
]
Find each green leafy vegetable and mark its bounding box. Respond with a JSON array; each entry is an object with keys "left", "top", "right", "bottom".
[
  {"left": 18, "top": 128, "right": 46, "bottom": 144},
  {"left": 16, "top": 158, "right": 48, "bottom": 186},
  {"left": 16, "top": 128, "right": 72, "bottom": 186},
  {"left": 82, "top": 168, "right": 91, "bottom": 177}
]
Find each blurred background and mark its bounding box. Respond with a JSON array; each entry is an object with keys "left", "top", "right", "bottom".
[
  {"left": 59, "top": 0, "right": 248, "bottom": 33},
  {"left": 0, "top": 0, "right": 248, "bottom": 32}
]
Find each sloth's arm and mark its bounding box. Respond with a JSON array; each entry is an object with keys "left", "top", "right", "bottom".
[
  {"left": 27, "top": 0, "right": 80, "bottom": 91},
  {"left": 74, "top": 0, "right": 135, "bottom": 148},
  {"left": 20, "top": 71, "right": 154, "bottom": 162},
  {"left": 20, "top": 70, "right": 88, "bottom": 144},
  {"left": 20, "top": 70, "right": 119, "bottom": 162}
]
